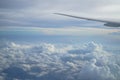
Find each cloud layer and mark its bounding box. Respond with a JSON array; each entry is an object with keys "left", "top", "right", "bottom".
[
  {"left": 0, "top": 0, "right": 120, "bottom": 27},
  {"left": 0, "top": 41, "right": 120, "bottom": 80}
]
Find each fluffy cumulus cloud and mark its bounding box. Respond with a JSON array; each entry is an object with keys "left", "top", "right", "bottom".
[{"left": 0, "top": 41, "right": 120, "bottom": 80}]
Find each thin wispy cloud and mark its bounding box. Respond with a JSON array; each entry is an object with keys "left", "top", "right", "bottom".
[
  {"left": 0, "top": 0, "right": 120, "bottom": 27},
  {"left": 0, "top": 27, "right": 119, "bottom": 36}
]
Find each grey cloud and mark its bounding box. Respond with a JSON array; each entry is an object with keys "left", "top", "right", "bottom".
[
  {"left": 0, "top": 0, "right": 120, "bottom": 27},
  {"left": 0, "top": 0, "right": 36, "bottom": 9}
]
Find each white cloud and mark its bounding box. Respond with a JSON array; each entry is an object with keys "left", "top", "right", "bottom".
[
  {"left": 0, "top": 41, "right": 120, "bottom": 80},
  {"left": 79, "top": 58, "right": 115, "bottom": 80}
]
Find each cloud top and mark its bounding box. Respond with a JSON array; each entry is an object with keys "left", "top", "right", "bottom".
[{"left": 0, "top": 41, "right": 120, "bottom": 80}]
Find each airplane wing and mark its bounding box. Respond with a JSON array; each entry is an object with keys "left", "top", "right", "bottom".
[{"left": 54, "top": 13, "right": 120, "bottom": 27}]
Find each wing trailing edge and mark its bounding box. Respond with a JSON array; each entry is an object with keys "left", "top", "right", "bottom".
[{"left": 54, "top": 13, "right": 120, "bottom": 27}]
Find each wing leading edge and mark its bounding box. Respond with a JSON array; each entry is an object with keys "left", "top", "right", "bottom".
[{"left": 54, "top": 13, "right": 120, "bottom": 27}]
